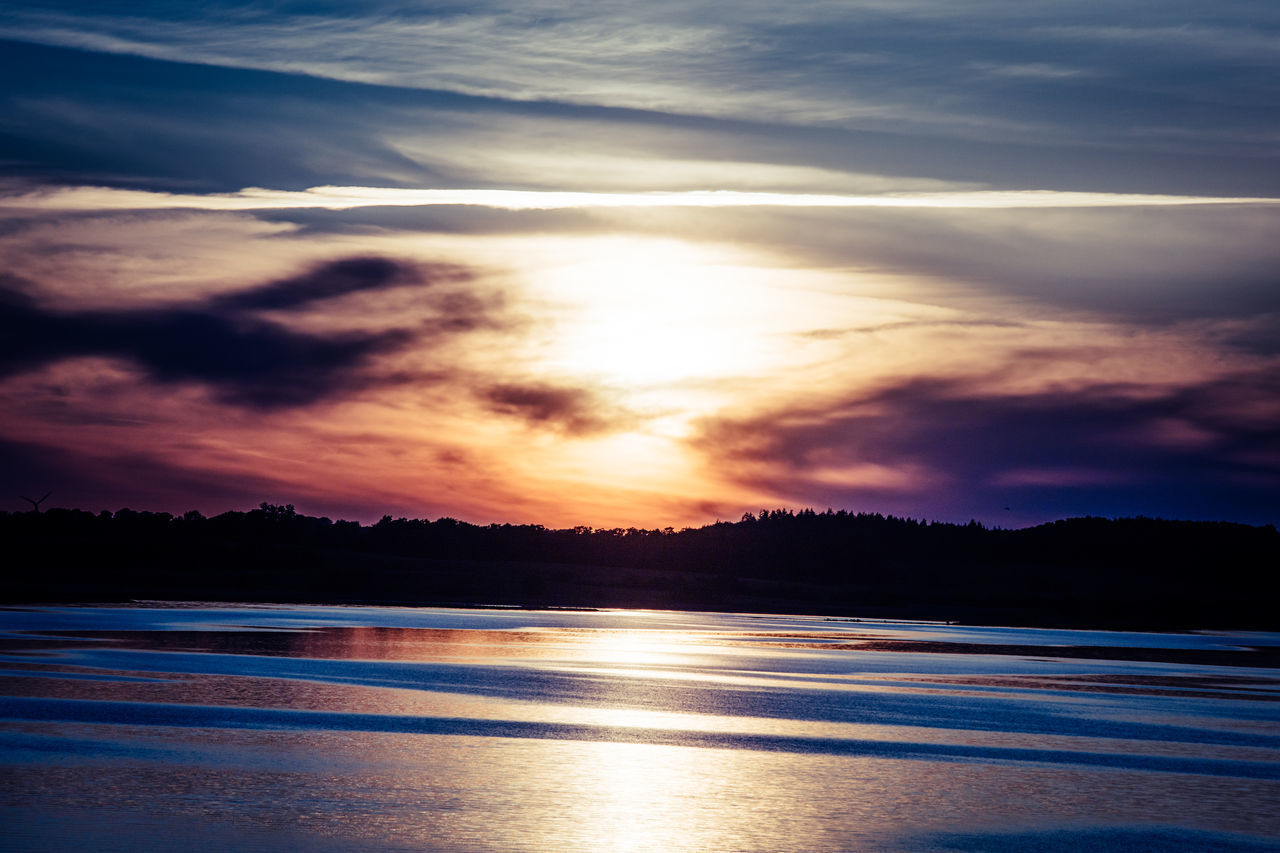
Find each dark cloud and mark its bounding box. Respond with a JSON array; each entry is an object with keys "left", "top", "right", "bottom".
[
  {"left": 212, "top": 256, "right": 466, "bottom": 311},
  {"left": 695, "top": 373, "right": 1280, "bottom": 526},
  {"left": 422, "top": 290, "right": 507, "bottom": 335},
  {"left": 482, "top": 383, "right": 622, "bottom": 435},
  {"left": 0, "top": 256, "right": 478, "bottom": 408},
  {"left": 1220, "top": 317, "right": 1280, "bottom": 357}
]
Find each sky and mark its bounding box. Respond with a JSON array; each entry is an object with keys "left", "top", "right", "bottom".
[{"left": 1, "top": 1, "right": 1278, "bottom": 528}]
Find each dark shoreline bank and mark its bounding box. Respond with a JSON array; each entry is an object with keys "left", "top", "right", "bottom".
[{"left": 4, "top": 505, "right": 1276, "bottom": 632}]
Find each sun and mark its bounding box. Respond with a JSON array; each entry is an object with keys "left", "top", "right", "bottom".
[{"left": 534, "top": 237, "right": 779, "bottom": 388}]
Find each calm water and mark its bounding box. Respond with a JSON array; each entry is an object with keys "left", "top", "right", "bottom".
[{"left": 1, "top": 605, "right": 1278, "bottom": 852}]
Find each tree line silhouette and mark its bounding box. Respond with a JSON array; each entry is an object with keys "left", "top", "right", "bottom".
[{"left": 3, "top": 503, "right": 1275, "bottom": 629}]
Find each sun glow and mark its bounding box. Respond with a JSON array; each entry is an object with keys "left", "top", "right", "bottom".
[
  {"left": 540, "top": 240, "right": 754, "bottom": 386},
  {"left": 532, "top": 238, "right": 797, "bottom": 389}
]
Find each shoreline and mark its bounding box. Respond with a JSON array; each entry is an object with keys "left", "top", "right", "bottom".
[{"left": 7, "top": 598, "right": 1278, "bottom": 638}]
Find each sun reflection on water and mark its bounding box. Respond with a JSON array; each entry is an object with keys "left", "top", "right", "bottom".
[
  {"left": 6, "top": 610, "right": 1280, "bottom": 851},
  {"left": 564, "top": 628, "right": 691, "bottom": 667}
]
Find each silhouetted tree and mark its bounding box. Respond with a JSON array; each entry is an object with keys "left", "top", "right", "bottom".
[{"left": 20, "top": 491, "right": 51, "bottom": 512}]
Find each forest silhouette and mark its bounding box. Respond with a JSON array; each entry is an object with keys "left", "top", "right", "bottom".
[{"left": 3, "top": 503, "right": 1276, "bottom": 630}]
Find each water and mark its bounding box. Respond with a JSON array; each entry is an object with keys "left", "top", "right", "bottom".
[{"left": 1, "top": 604, "right": 1277, "bottom": 851}]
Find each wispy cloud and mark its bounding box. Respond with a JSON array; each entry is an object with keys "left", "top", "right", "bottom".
[
  {"left": 6, "top": 37, "right": 1278, "bottom": 198},
  {"left": 8, "top": 185, "right": 1278, "bottom": 212},
  {"left": 5, "top": 1, "right": 1277, "bottom": 150}
]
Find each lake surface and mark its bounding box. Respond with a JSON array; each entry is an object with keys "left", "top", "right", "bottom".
[{"left": 1, "top": 604, "right": 1278, "bottom": 851}]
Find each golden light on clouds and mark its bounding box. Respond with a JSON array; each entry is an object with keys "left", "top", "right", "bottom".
[
  {"left": 5, "top": 200, "right": 1272, "bottom": 527},
  {"left": 6, "top": 184, "right": 1280, "bottom": 213},
  {"left": 3, "top": 8, "right": 1279, "bottom": 527}
]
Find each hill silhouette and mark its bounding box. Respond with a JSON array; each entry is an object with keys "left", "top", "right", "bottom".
[{"left": 3, "top": 504, "right": 1276, "bottom": 630}]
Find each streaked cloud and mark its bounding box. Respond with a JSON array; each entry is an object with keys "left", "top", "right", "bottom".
[
  {"left": 0, "top": 257, "right": 480, "bottom": 408},
  {"left": 5, "top": 36, "right": 1280, "bottom": 198},
  {"left": 8, "top": 184, "right": 1278, "bottom": 213},
  {"left": 5, "top": 1, "right": 1277, "bottom": 151}
]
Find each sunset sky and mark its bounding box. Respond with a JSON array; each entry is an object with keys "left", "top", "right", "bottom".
[{"left": 2, "top": 1, "right": 1278, "bottom": 528}]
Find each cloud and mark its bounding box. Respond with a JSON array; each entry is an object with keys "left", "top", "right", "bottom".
[
  {"left": 11, "top": 185, "right": 1279, "bottom": 213},
  {"left": 607, "top": 204, "right": 1280, "bottom": 326},
  {"left": 5, "top": 0, "right": 1277, "bottom": 161},
  {"left": 0, "top": 5, "right": 1275, "bottom": 529},
  {"left": 0, "top": 38, "right": 446, "bottom": 193},
  {"left": 693, "top": 373, "right": 1280, "bottom": 525},
  {"left": 0, "top": 256, "right": 470, "bottom": 408},
  {"left": 4, "top": 37, "right": 1280, "bottom": 198},
  {"left": 482, "top": 383, "right": 624, "bottom": 434},
  {"left": 210, "top": 256, "right": 466, "bottom": 311},
  {"left": 5, "top": 194, "right": 1276, "bottom": 332},
  {"left": 253, "top": 204, "right": 605, "bottom": 238}
]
